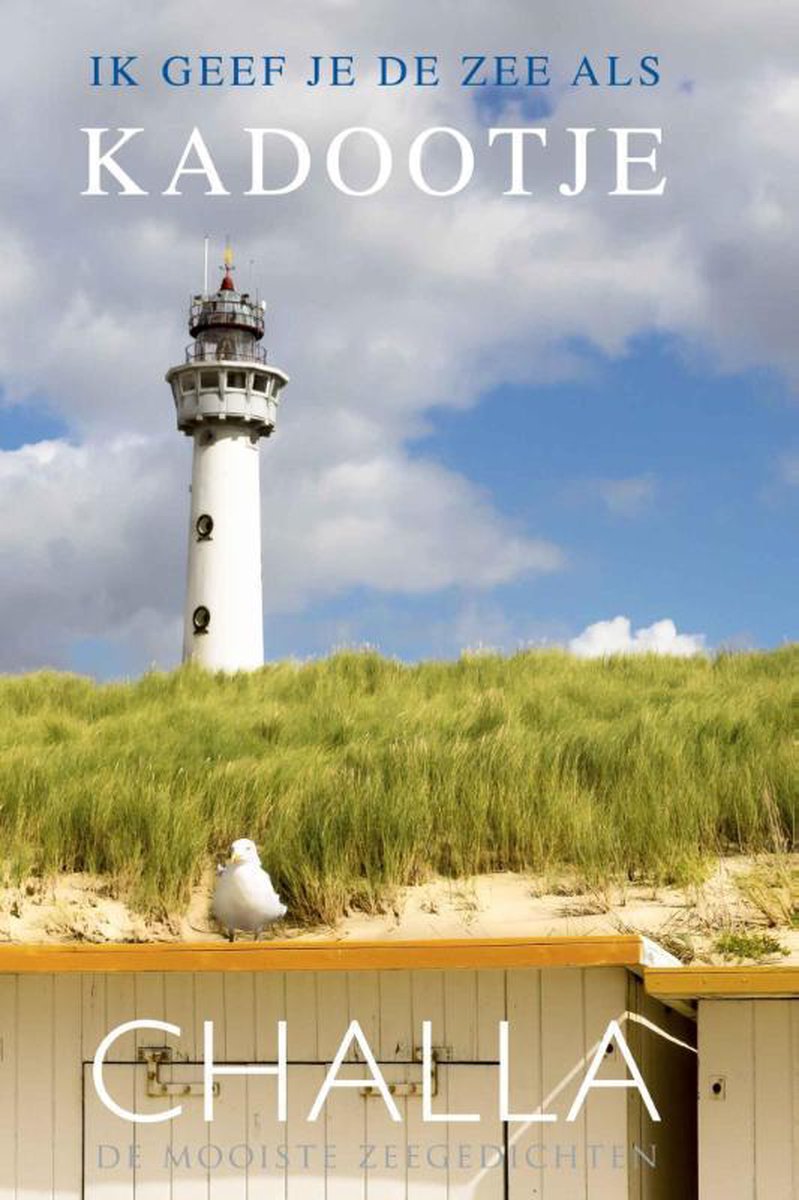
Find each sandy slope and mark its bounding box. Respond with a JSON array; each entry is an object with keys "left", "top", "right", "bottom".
[{"left": 0, "top": 856, "right": 797, "bottom": 964}]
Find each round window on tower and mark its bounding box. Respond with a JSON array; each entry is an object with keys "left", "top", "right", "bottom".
[
  {"left": 192, "top": 605, "right": 211, "bottom": 634},
  {"left": 196, "top": 513, "right": 214, "bottom": 541}
]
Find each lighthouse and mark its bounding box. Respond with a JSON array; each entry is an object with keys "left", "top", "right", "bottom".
[{"left": 166, "top": 245, "right": 289, "bottom": 671}]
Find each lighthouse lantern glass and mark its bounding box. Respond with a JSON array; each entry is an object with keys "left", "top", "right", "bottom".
[{"left": 188, "top": 284, "right": 266, "bottom": 365}]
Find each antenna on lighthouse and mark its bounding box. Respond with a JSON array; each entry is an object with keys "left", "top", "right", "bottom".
[{"left": 203, "top": 234, "right": 210, "bottom": 297}]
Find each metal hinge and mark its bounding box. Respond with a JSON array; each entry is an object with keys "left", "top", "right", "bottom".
[{"left": 137, "top": 1047, "right": 219, "bottom": 1100}]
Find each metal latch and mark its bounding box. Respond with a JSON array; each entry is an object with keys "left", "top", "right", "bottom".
[
  {"left": 137, "top": 1047, "right": 219, "bottom": 1100},
  {"left": 357, "top": 1059, "right": 438, "bottom": 1099}
]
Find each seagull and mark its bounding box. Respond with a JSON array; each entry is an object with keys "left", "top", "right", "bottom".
[{"left": 212, "top": 838, "right": 287, "bottom": 941}]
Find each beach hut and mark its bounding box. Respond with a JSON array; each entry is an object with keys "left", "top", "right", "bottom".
[
  {"left": 0, "top": 935, "right": 696, "bottom": 1200},
  {"left": 646, "top": 964, "right": 799, "bottom": 1200}
]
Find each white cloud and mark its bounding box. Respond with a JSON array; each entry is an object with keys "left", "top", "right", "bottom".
[
  {"left": 264, "top": 452, "right": 562, "bottom": 607},
  {"left": 569, "top": 616, "right": 706, "bottom": 658},
  {"left": 0, "top": 436, "right": 184, "bottom": 670},
  {"left": 0, "top": 435, "right": 561, "bottom": 670}
]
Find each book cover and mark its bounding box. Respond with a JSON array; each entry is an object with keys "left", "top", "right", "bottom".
[{"left": 0, "top": 3, "right": 795, "bottom": 1198}]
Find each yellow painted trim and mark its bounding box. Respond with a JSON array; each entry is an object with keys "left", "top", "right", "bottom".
[
  {"left": 0, "top": 935, "right": 647, "bottom": 974},
  {"left": 646, "top": 966, "right": 799, "bottom": 1000}
]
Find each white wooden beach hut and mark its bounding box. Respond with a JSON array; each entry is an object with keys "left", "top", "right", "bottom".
[
  {"left": 647, "top": 964, "right": 799, "bottom": 1200},
  {"left": 0, "top": 935, "right": 696, "bottom": 1200}
]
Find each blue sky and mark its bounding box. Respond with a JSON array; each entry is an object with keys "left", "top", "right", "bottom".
[
  {"left": 0, "top": 402, "right": 68, "bottom": 451},
  {"left": 258, "top": 334, "right": 796, "bottom": 664},
  {"left": 421, "top": 336, "right": 796, "bottom": 648}
]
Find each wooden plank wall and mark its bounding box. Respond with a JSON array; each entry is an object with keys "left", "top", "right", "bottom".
[
  {"left": 698, "top": 999, "right": 798, "bottom": 1200},
  {"left": 0, "top": 966, "right": 694, "bottom": 1200}
]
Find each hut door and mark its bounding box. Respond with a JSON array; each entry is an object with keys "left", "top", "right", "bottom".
[{"left": 83, "top": 1061, "right": 505, "bottom": 1199}]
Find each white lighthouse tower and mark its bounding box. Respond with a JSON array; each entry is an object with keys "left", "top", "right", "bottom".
[{"left": 166, "top": 245, "right": 289, "bottom": 672}]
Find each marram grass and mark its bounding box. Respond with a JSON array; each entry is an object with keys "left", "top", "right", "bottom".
[{"left": 0, "top": 647, "right": 795, "bottom": 923}]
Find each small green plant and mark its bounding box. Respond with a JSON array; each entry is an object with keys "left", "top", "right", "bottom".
[{"left": 713, "top": 929, "right": 788, "bottom": 963}]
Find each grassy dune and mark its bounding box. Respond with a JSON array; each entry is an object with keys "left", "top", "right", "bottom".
[{"left": 0, "top": 648, "right": 795, "bottom": 923}]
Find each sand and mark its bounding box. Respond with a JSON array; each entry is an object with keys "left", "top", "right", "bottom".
[{"left": 0, "top": 855, "right": 797, "bottom": 964}]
